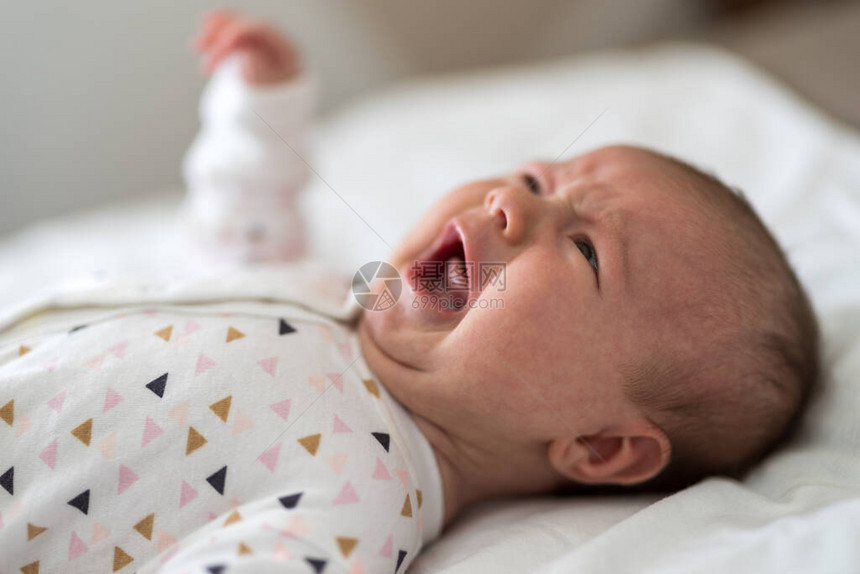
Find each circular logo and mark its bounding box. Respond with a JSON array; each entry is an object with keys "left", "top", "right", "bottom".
[{"left": 352, "top": 261, "right": 402, "bottom": 311}]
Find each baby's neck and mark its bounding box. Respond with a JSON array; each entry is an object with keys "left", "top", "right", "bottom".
[{"left": 411, "top": 411, "right": 566, "bottom": 529}]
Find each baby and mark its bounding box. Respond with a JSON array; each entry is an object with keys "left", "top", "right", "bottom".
[{"left": 0, "top": 10, "right": 820, "bottom": 574}]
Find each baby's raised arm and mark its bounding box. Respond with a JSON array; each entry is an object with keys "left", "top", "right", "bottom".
[{"left": 183, "top": 10, "right": 316, "bottom": 263}]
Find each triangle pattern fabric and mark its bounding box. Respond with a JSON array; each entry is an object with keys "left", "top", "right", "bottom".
[
  {"left": 153, "top": 325, "right": 173, "bottom": 341},
  {"left": 0, "top": 466, "right": 13, "bottom": 495},
  {"left": 68, "top": 490, "right": 90, "bottom": 514},
  {"left": 40, "top": 439, "right": 58, "bottom": 469},
  {"left": 400, "top": 494, "right": 413, "bottom": 518},
  {"left": 226, "top": 327, "right": 245, "bottom": 342},
  {"left": 186, "top": 427, "right": 208, "bottom": 455},
  {"left": 279, "top": 319, "right": 296, "bottom": 335},
  {"left": 396, "top": 549, "right": 408, "bottom": 573},
  {"left": 48, "top": 391, "right": 66, "bottom": 413},
  {"left": 69, "top": 530, "right": 89, "bottom": 560},
  {"left": 362, "top": 379, "right": 380, "bottom": 399},
  {"left": 146, "top": 373, "right": 168, "bottom": 398},
  {"left": 71, "top": 418, "right": 93, "bottom": 446},
  {"left": 336, "top": 536, "right": 359, "bottom": 558},
  {"left": 372, "top": 432, "right": 390, "bottom": 452},
  {"left": 1, "top": 399, "right": 14, "bottom": 426},
  {"left": 278, "top": 492, "right": 303, "bottom": 509},
  {"left": 209, "top": 396, "right": 232, "bottom": 422},
  {"left": 207, "top": 466, "right": 227, "bottom": 495},
  {"left": 305, "top": 557, "right": 327, "bottom": 573},
  {"left": 298, "top": 433, "right": 321, "bottom": 456},
  {"left": 134, "top": 514, "right": 155, "bottom": 540},
  {"left": 27, "top": 522, "right": 48, "bottom": 541},
  {"left": 113, "top": 545, "right": 133, "bottom": 571}
]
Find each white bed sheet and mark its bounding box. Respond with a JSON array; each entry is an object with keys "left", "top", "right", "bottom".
[{"left": 2, "top": 43, "right": 859, "bottom": 573}]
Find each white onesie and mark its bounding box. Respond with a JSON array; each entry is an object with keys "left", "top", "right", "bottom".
[
  {"left": 0, "top": 56, "right": 445, "bottom": 573},
  {"left": 0, "top": 265, "right": 444, "bottom": 573}
]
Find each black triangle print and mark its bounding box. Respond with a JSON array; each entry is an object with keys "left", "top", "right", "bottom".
[
  {"left": 0, "top": 466, "right": 12, "bottom": 495},
  {"left": 278, "top": 492, "right": 303, "bottom": 509},
  {"left": 206, "top": 565, "right": 226, "bottom": 574},
  {"left": 279, "top": 319, "right": 296, "bottom": 335},
  {"left": 396, "top": 549, "right": 408, "bottom": 573},
  {"left": 68, "top": 489, "right": 90, "bottom": 515},
  {"left": 372, "top": 432, "right": 390, "bottom": 452},
  {"left": 69, "top": 324, "right": 88, "bottom": 334},
  {"left": 146, "top": 373, "right": 168, "bottom": 398},
  {"left": 206, "top": 466, "right": 227, "bottom": 495},
  {"left": 305, "top": 557, "right": 327, "bottom": 573}
]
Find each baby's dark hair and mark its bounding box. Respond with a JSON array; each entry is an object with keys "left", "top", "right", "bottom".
[{"left": 622, "top": 152, "right": 821, "bottom": 492}]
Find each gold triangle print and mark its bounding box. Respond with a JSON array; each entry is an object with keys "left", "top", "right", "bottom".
[
  {"left": 27, "top": 523, "right": 48, "bottom": 541},
  {"left": 20, "top": 561, "right": 39, "bottom": 574},
  {"left": 238, "top": 542, "right": 253, "bottom": 555},
  {"left": 223, "top": 509, "right": 242, "bottom": 526},
  {"left": 298, "top": 433, "right": 321, "bottom": 456},
  {"left": 336, "top": 536, "right": 359, "bottom": 558},
  {"left": 226, "top": 327, "right": 245, "bottom": 343},
  {"left": 209, "top": 396, "right": 232, "bottom": 422},
  {"left": 400, "top": 494, "right": 413, "bottom": 518},
  {"left": 113, "top": 546, "right": 133, "bottom": 571},
  {"left": 362, "top": 379, "right": 380, "bottom": 399},
  {"left": 18, "top": 345, "right": 31, "bottom": 356},
  {"left": 185, "top": 427, "right": 208, "bottom": 455},
  {"left": 416, "top": 489, "right": 423, "bottom": 509},
  {"left": 153, "top": 326, "right": 173, "bottom": 341},
  {"left": 0, "top": 399, "right": 13, "bottom": 426},
  {"left": 133, "top": 513, "right": 154, "bottom": 540},
  {"left": 71, "top": 418, "right": 93, "bottom": 446}
]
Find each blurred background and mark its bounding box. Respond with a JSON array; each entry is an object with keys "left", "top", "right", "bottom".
[{"left": 1, "top": 0, "right": 858, "bottom": 237}]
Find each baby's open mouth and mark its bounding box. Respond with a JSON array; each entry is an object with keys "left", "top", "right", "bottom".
[{"left": 411, "top": 221, "right": 472, "bottom": 311}]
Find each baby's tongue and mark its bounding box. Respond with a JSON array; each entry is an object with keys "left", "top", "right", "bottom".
[{"left": 446, "top": 255, "right": 469, "bottom": 290}]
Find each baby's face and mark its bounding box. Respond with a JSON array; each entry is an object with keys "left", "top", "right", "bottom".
[{"left": 359, "top": 145, "right": 725, "bottom": 450}]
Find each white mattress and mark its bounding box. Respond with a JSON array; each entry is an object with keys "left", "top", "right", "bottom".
[{"left": 2, "top": 43, "right": 860, "bottom": 573}]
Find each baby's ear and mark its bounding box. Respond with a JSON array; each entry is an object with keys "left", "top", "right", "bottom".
[{"left": 548, "top": 425, "right": 670, "bottom": 486}]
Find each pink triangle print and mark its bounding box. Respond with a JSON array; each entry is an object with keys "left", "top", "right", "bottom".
[
  {"left": 91, "top": 521, "right": 110, "bottom": 544},
  {"left": 98, "top": 433, "right": 116, "bottom": 459},
  {"left": 258, "top": 443, "right": 281, "bottom": 473},
  {"left": 108, "top": 340, "right": 129, "bottom": 359},
  {"left": 68, "top": 530, "right": 89, "bottom": 560},
  {"left": 258, "top": 357, "right": 278, "bottom": 377},
  {"left": 325, "top": 453, "right": 347, "bottom": 475},
  {"left": 179, "top": 480, "right": 198, "bottom": 508},
  {"left": 40, "top": 438, "right": 58, "bottom": 469},
  {"left": 118, "top": 464, "right": 139, "bottom": 494},
  {"left": 333, "top": 481, "right": 360, "bottom": 505},
  {"left": 87, "top": 354, "right": 105, "bottom": 371},
  {"left": 333, "top": 414, "right": 352, "bottom": 434},
  {"left": 169, "top": 400, "right": 190, "bottom": 426},
  {"left": 184, "top": 319, "right": 202, "bottom": 334},
  {"left": 232, "top": 410, "right": 254, "bottom": 435},
  {"left": 308, "top": 376, "right": 326, "bottom": 393},
  {"left": 326, "top": 373, "right": 344, "bottom": 394},
  {"left": 195, "top": 353, "right": 216, "bottom": 376},
  {"left": 142, "top": 416, "right": 164, "bottom": 447},
  {"left": 395, "top": 468, "right": 410, "bottom": 489},
  {"left": 378, "top": 534, "right": 393, "bottom": 558},
  {"left": 372, "top": 457, "right": 391, "bottom": 480},
  {"left": 338, "top": 340, "right": 353, "bottom": 360},
  {"left": 270, "top": 399, "right": 291, "bottom": 421},
  {"left": 47, "top": 390, "right": 66, "bottom": 413},
  {"left": 282, "top": 515, "right": 308, "bottom": 538},
  {"left": 348, "top": 558, "right": 365, "bottom": 574},
  {"left": 15, "top": 414, "right": 31, "bottom": 438},
  {"left": 103, "top": 388, "right": 123, "bottom": 412},
  {"left": 157, "top": 529, "right": 177, "bottom": 551}
]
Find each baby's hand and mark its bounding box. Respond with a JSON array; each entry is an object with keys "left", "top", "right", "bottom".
[{"left": 193, "top": 10, "right": 301, "bottom": 86}]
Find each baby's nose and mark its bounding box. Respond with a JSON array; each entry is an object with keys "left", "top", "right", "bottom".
[{"left": 483, "top": 185, "right": 533, "bottom": 245}]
